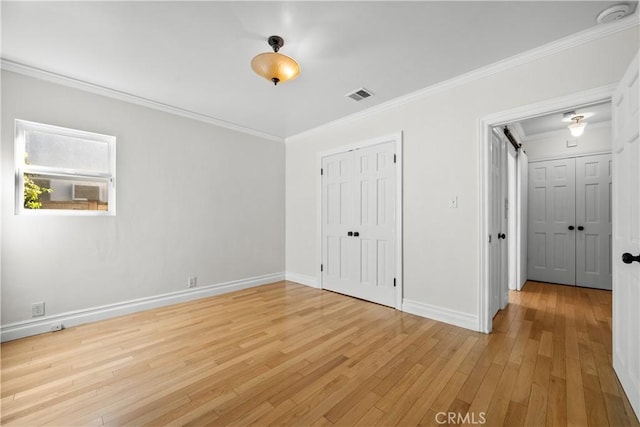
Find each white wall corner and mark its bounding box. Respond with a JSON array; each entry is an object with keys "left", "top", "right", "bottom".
[
  {"left": 285, "top": 272, "right": 319, "bottom": 288},
  {"left": 0, "top": 272, "right": 285, "bottom": 342},
  {"left": 402, "top": 298, "right": 479, "bottom": 332}
]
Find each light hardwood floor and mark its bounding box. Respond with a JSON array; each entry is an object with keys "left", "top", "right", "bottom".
[{"left": 1, "top": 281, "right": 638, "bottom": 426}]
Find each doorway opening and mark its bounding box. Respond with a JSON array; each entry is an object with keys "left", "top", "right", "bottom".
[
  {"left": 486, "top": 125, "right": 527, "bottom": 323},
  {"left": 516, "top": 101, "right": 612, "bottom": 290},
  {"left": 478, "top": 86, "right": 615, "bottom": 333}
]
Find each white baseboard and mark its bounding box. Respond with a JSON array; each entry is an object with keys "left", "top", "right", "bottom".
[
  {"left": 1, "top": 272, "right": 285, "bottom": 342},
  {"left": 285, "top": 271, "right": 319, "bottom": 288},
  {"left": 402, "top": 298, "right": 479, "bottom": 332}
]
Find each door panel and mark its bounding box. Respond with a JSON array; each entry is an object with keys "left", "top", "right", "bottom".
[
  {"left": 528, "top": 158, "right": 576, "bottom": 285},
  {"left": 612, "top": 53, "right": 639, "bottom": 419},
  {"left": 517, "top": 151, "right": 528, "bottom": 291},
  {"left": 489, "top": 132, "right": 505, "bottom": 318},
  {"left": 500, "top": 138, "right": 509, "bottom": 308},
  {"left": 576, "top": 154, "right": 612, "bottom": 289},
  {"left": 353, "top": 142, "right": 396, "bottom": 306},
  {"left": 323, "top": 151, "right": 354, "bottom": 288}
]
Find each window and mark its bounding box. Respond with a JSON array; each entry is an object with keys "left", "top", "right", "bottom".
[{"left": 15, "top": 120, "right": 116, "bottom": 215}]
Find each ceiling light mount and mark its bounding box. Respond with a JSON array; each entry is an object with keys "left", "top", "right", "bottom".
[
  {"left": 251, "top": 35, "right": 300, "bottom": 86},
  {"left": 267, "top": 35, "right": 284, "bottom": 53},
  {"left": 563, "top": 111, "right": 577, "bottom": 122}
]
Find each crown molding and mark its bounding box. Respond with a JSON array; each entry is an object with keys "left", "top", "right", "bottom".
[
  {"left": 286, "top": 15, "right": 639, "bottom": 143},
  {"left": 0, "top": 59, "right": 285, "bottom": 143}
]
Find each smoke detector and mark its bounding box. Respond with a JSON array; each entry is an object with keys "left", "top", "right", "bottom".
[{"left": 596, "top": 4, "right": 631, "bottom": 24}]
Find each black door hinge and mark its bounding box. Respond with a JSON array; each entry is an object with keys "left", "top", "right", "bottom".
[
  {"left": 321, "top": 168, "right": 323, "bottom": 175},
  {"left": 321, "top": 264, "right": 323, "bottom": 272},
  {"left": 394, "top": 154, "right": 397, "bottom": 163},
  {"left": 393, "top": 278, "right": 396, "bottom": 287}
]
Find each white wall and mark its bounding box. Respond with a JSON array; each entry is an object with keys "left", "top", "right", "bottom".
[
  {"left": 1, "top": 71, "right": 285, "bottom": 330},
  {"left": 522, "top": 121, "right": 612, "bottom": 160},
  {"left": 285, "top": 27, "right": 638, "bottom": 327}
]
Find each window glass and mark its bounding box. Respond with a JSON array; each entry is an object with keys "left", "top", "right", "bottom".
[
  {"left": 25, "top": 130, "right": 110, "bottom": 173},
  {"left": 16, "top": 120, "right": 116, "bottom": 215}
]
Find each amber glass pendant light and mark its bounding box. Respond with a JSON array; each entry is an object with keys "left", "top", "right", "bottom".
[{"left": 251, "top": 35, "right": 300, "bottom": 85}]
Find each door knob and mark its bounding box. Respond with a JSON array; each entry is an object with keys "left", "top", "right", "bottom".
[
  {"left": 347, "top": 231, "right": 353, "bottom": 236},
  {"left": 577, "top": 226, "right": 584, "bottom": 231},
  {"left": 353, "top": 232, "right": 360, "bottom": 237},
  {"left": 568, "top": 226, "right": 575, "bottom": 230},
  {"left": 622, "top": 253, "right": 640, "bottom": 264},
  {"left": 498, "top": 233, "right": 506, "bottom": 239}
]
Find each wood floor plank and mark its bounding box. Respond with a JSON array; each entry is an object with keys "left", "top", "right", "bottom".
[
  {"left": 332, "top": 391, "right": 380, "bottom": 426},
  {"left": 466, "top": 361, "right": 504, "bottom": 416},
  {"left": 583, "top": 379, "right": 610, "bottom": 427},
  {"left": 1, "top": 280, "right": 637, "bottom": 426},
  {"left": 524, "top": 383, "right": 548, "bottom": 426},
  {"left": 504, "top": 400, "right": 528, "bottom": 427},
  {"left": 510, "top": 338, "right": 540, "bottom": 404},
  {"left": 323, "top": 376, "right": 381, "bottom": 424},
  {"left": 354, "top": 406, "right": 384, "bottom": 426},
  {"left": 483, "top": 362, "right": 519, "bottom": 426},
  {"left": 546, "top": 375, "right": 568, "bottom": 427},
  {"left": 566, "top": 356, "right": 589, "bottom": 426}
]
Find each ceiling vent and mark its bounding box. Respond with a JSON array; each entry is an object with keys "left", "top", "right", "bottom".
[{"left": 346, "top": 87, "right": 374, "bottom": 101}]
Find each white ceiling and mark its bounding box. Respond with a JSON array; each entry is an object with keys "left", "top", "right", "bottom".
[
  {"left": 515, "top": 101, "right": 612, "bottom": 139},
  {"left": 1, "top": 1, "right": 636, "bottom": 139}
]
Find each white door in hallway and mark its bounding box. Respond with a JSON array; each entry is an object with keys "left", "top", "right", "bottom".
[
  {"left": 322, "top": 142, "right": 396, "bottom": 307},
  {"left": 528, "top": 158, "right": 576, "bottom": 285},
  {"left": 612, "top": 53, "right": 639, "bottom": 419},
  {"left": 575, "top": 154, "right": 612, "bottom": 289},
  {"left": 517, "top": 150, "right": 529, "bottom": 291},
  {"left": 489, "top": 131, "right": 507, "bottom": 319}
]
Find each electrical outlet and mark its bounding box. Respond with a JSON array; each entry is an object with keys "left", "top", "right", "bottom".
[
  {"left": 50, "top": 323, "right": 63, "bottom": 332},
  {"left": 448, "top": 196, "right": 458, "bottom": 208},
  {"left": 188, "top": 276, "right": 197, "bottom": 288},
  {"left": 32, "top": 302, "right": 45, "bottom": 317}
]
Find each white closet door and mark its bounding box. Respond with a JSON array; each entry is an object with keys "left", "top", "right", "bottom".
[
  {"left": 322, "top": 142, "right": 396, "bottom": 307},
  {"left": 528, "top": 158, "right": 576, "bottom": 285},
  {"left": 575, "top": 154, "right": 612, "bottom": 289}
]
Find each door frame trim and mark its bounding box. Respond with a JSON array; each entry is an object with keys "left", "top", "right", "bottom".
[
  {"left": 316, "top": 132, "right": 404, "bottom": 309},
  {"left": 477, "top": 85, "right": 615, "bottom": 333}
]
